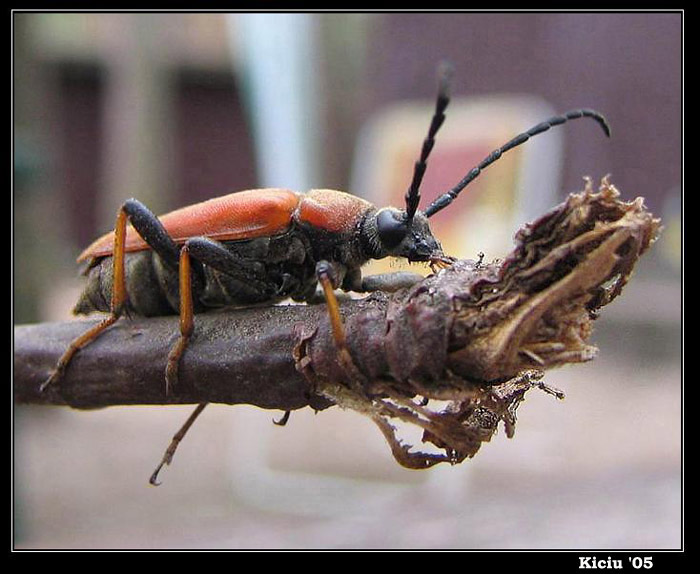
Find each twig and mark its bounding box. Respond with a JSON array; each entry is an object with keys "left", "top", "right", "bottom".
[{"left": 13, "top": 178, "right": 661, "bottom": 469}]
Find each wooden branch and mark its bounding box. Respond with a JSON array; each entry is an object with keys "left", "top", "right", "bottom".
[
  {"left": 13, "top": 178, "right": 661, "bottom": 468},
  {"left": 13, "top": 305, "right": 335, "bottom": 411}
]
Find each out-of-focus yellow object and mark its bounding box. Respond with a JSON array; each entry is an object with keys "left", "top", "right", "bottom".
[{"left": 351, "top": 95, "right": 564, "bottom": 276}]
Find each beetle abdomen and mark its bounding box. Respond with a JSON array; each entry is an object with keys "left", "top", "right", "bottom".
[
  {"left": 75, "top": 251, "right": 179, "bottom": 317},
  {"left": 74, "top": 231, "right": 319, "bottom": 318}
]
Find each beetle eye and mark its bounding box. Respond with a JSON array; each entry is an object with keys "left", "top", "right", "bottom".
[{"left": 376, "top": 209, "right": 408, "bottom": 249}]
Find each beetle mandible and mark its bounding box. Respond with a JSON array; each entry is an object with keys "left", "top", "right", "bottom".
[{"left": 41, "top": 65, "right": 610, "bottom": 482}]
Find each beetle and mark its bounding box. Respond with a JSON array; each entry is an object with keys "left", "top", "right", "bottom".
[{"left": 41, "top": 65, "right": 610, "bottom": 483}]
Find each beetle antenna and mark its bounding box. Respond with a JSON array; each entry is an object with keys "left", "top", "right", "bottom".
[
  {"left": 405, "top": 61, "right": 454, "bottom": 222},
  {"left": 423, "top": 109, "right": 611, "bottom": 218}
]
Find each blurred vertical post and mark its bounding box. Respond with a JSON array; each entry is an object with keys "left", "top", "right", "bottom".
[
  {"left": 98, "top": 13, "right": 172, "bottom": 228},
  {"left": 226, "top": 13, "right": 321, "bottom": 191}
]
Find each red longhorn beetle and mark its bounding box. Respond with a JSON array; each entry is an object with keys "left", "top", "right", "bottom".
[{"left": 42, "top": 65, "right": 610, "bottom": 484}]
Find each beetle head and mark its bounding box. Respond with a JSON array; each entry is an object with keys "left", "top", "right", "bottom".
[{"left": 364, "top": 207, "right": 444, "bottom": 263}]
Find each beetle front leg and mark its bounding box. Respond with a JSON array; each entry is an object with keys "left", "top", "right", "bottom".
[
  {"left": 315, "top": 261, "right": 368, "bottom": 396},
  {"left": 316, "top": 261, "right": 348, "bottom": 352},
  {"left": 184, "top": 236, "right": 272, "bottom": 292}
]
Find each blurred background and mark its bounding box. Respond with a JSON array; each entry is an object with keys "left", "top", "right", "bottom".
[{"left": 13, "top": 12, "right": 682, "bottom": 549}]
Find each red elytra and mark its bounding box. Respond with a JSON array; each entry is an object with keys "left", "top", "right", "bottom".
[{"left": 77, "top": 188, "right": 373, "bottom": 263}]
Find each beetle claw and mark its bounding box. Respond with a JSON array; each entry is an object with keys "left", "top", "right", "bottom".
[
  {"left": 273, "top": 410, "right": 291, "bottom": 426},
  {"left": 39, "top": 370, "right": 60, "bottom": 393},
  {"left": 149, "top": 460, "right": 168, "bottom": 486},
  {"left": 429, "top": 254, "right": 456, "bottom": 273}
]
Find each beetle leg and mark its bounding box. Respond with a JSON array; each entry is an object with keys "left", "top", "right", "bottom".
[
  {"left": 316, "top": 261, "right": 347, "bottom": 350},
  {"left": 149, "top": 402, "right": 208, "bottom": 486},
  {"left": 315, "top": 261, "right": 368, "bottom": 396},
  {"left": 163, "top": 236, "right": 275, "bottom": 392},
  {"left": 41, "top": 208, "right": 131, "bottom": 391},
  {"left": 119, "top": 198, "right": 207, "bottom": 310},
  {"left": 43, "top": 199, "right": 197, "bottom": 392},
  {"left": 164, "top": 243, "right": 196, "bottom": 394},
  {"left": 273, "top": 410, "right": 291, "bottom": 426},
  {"left": 184, "top": 236, "right": 271, "bottom": 292},
  {"left": 121, "top": 198, "right": 181, "bottom": 267}
]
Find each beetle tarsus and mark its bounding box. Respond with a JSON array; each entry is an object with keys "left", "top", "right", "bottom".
[
  {"left": 273, "top": 410, "right": 291, "bottom": 426},
  {"left": 39, "top": 369, "right": 62, "bottom": 393},
  {"left": 149, "top": 402, "right": 208, "bottom": 486},
  {"left": 149, "top": 460, "right": 168, "bottom": 486},
  {"left": 165, "top": 334, "right": 190, "bottom": 395},
  {"left": 40, "top": 313, "right": 121, "bottom": 392},
  {"left": 429, "top": 253, "right": 456, "bottom": 273}
]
